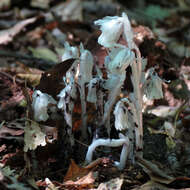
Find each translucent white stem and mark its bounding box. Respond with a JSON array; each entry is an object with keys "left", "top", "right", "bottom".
[
  {"left": 79, "top": 83, "right": 87, "bottom": 139},
  {"left": 102, "top": 75, "right": 124, "bottom": 126},
  {"left": 85, "top": 134, "right": 129, "bottom": 170}
]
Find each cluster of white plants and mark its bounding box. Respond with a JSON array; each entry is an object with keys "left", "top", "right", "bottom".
[{"left": 30, "top": 12, "right": 163, "bottom": 170}]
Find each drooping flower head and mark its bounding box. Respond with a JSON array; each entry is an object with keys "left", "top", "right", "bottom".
[
  {"left": 94, "top": 13, "right": 133, "bottom": 48},
  {"left": 94, "top": 16, "right": 123, "bottom": 47},
  {"left": 32, "top": 90, "right": 57, "bottom": 122}
]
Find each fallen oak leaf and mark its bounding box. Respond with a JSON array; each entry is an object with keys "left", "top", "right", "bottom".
[
  {"left": 64, "top": 172, "right": 95, "bottom": 189},
  {"left": 64, "top": 159, "right": 90, "bottom": 182},
  {"left": 97, "top": 178, "right": 123, "bottom": 190},
  {"left": 63, "top": 159, "right": 98, "bottom": 189}
]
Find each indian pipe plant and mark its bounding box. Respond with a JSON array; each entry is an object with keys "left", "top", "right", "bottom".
[{"left": 29, "top": 12, "right": 163, "bottom": 170}]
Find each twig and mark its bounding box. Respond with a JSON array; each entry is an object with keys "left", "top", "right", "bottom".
[{"left": 0, "top": 70, "right": 23, "bottom": 83}]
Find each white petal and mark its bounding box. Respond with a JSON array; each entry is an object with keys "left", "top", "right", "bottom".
[
  {"left": 62, "top": 42, "right": 79, "bottom": 61},
  {"left": 94, "top": 16, "right": 123, "bottom": 47}
]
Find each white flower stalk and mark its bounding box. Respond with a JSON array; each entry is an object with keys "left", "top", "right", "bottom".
[
  {"left": 122, "top": 12, "right": 134, "bottom": 49},
  {"left": 123, "top": 15, "right": 143, "bottom": 154},
  {"left": 85, "top": 133, "right": 130, "bottom": 170},
  {"left": 62, "top": 42, "right": 79, "bottom": 61},
  {"left": 57, "top": 76, "right": 77, "bottom": 127},
  {"left": 78, "top": 44, "right": 94, "bottom": 138},
  {"left": 122, "top": 12, "right": 144, "bottom": 152},
  {"left": 87, "top": 78, "right": 99, "bottom": 104},
  {"left": 144, "top": 68, "right": 163, "bottom": 100},
  {"left": 102, "top": 48, "right": 135, "bottom": 132},
  {"left": 104, "top": 47, "right": 135, "bottom": 90},
  {"left": 79, "top": 44, "right": 94, "bottom": 84},
  {"left": 32, "top": 90, "right": 57, "bottom": 122},
  {"left": 106, "top": 48, "right": 134, "bottom": 75},
  {"left": 113, "top": 98, "right": 136, "bottom": 168},
  {"left": 95, "top": 12, "right": 144, "bottom": 155}
]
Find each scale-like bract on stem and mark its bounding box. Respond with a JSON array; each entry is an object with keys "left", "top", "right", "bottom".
[
  {"left": 57, "top": 75, "right": 77, "bottom": 127},
  {"left": 114, "top": 98, "right": 132, "bottom": 131}
]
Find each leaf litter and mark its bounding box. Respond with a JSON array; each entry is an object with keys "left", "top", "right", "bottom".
[{"left": 0, "top": 0, "right": 190, "bottom": 190}]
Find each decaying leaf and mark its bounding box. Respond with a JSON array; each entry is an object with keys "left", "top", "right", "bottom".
[
  {"left": 0, "top": 17, "right": 37, "bottom": 45},
  {"left": 1, "top": 166, "right": 31, "bottom": 190},
  {"left": 52, "top": 0, "right": 83, "bottom": 22},
  {"left": 137, "top": 156, "right": 174, "bottom": 184},
  {"left": 45, "top": 178, "right": 58, "bottom": 190},
  {"left": 97, "top": 178, "right": 123, "bottom": 190},
  {"left": 147, "top": 106, "right": 178, "bottom": 118},
  {"left": 63, "top": 159, "right": 96, "bottom": 189},
  {"left": 0, "top": 0, "right": 10, "bottom": 11},
  {"left": 1, "top": 166, "right": 16, "bottom": 177},
  {"left": 7, "top": 177, "right": 31, "bottom": 190},
  {"left": 17, "top": 73, "right": 41, "bottom": 87},
  {"left": 132, "top": 181, "right": 169, "bottom": 190},
  {"left": 24, "top": 121, "right": 46, "bottom": 152},
  {"left": 64, "top": 172, "right": 95, "bottom": 189},
  {"left": 30, "top": 0, "right": 50, "bottom": 9},
  {"left": 0, "top": 125, "right": 24, "bottom": 138},
  {"left": 64, "top": 159, "right": 90, "bottom": 182}
]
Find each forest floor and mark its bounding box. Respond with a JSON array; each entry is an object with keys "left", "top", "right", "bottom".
[{"left": 0, "top": 0, "right": 190, "bottom": 189}]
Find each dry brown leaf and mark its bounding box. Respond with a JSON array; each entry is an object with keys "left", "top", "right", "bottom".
[
  {"left": 137, "top": 156, "right": 174, "bottom": 184},
  {"left": 31, "top": 0, "right": 50, "bottom": 9},
  {"left": 63, "top": 159, "right": 96, "bottom": 189},
  {"left": 64, "top": 159, "right": 90, "bottom": 182},
  {"left": 132, "top": 181, "right": 170, "bottom": 190},
  {"left": 0, "top": 125, "right": 24, "bottom": 138},
  {"left": 17, "top": 73, "right": 41, "bottom": 87},
  {"left": 97, "top": 178, "right": 123, "bottom": 190},
  {"left": 64, "top": 172, "right": 95, "bottom": 189},
  {"left": 0, "top": 0, "right": 10, "bottom": 11},
  {"left": 132, "top": 179, "right": 190, "bottom": 190},
  {"left": 52, "top": 0, "right": 83, "bottom": 22},
  {"left": 0, "top": 17, "right": 37, "bottom": 45}
]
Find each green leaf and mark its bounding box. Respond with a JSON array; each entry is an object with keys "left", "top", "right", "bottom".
[
  {"left": 144, "top": 5, "right": 170, "bottom": 20},
  {"left": 28, "top": 47, "right": 58, "bottom": 62}
]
